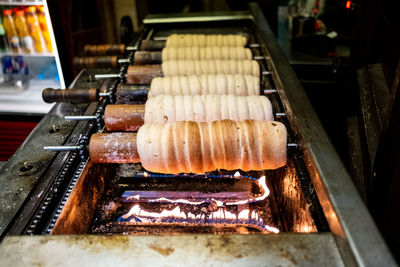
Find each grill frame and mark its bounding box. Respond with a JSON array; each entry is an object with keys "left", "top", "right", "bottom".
[{"left": 0, "top": 4, "right": 395, "bottom": 266}]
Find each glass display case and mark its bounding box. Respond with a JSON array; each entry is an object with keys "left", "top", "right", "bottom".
[{"left": 0, "top": 0, "right": 64, "bottom": 114}]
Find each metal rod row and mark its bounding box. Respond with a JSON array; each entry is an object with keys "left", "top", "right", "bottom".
[
  {"left": 44, "top": 143, "right": 297, "bottom": 152},
  {"left": 64, "top": 112, "right": 286, "bottom": 121},
  {"left": 43, "top": 146, "right": 80, "bottom": 151}
]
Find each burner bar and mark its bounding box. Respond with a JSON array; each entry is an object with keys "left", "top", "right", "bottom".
[{"left": 121, "top": 190, "right": 256, "bottom": 204}]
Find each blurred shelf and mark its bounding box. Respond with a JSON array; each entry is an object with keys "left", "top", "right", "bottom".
[
  {"left": 0, "top": 78, "right": 57, "bottom": 115},
  {"left": 0, "top": 1, "right": 43, "bottom": 6},
  {"left": 0, "top": 52, "right": 54, "bottom": 57}
]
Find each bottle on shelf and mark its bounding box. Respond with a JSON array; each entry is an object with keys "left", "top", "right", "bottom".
[
  {"left": 2, "top": 56, "right": 13, "bottom": 75},
  {"left": 15, "top": 9, "right": 34, "bottom": 54},
  {"left": 2, "top": 9, "right": 22, "bottom": 53},
  {"left": 36, "top": 6, "right": 52, "bottom": 52},
  {"left": 12, "top": 7, "right": 20, "bottom": 17},
  {"left": 0, "top": 15, "right": 9, "bottom": 52},
  {"left": 25, "top": 6, "right": 46, "bottom": 53}
]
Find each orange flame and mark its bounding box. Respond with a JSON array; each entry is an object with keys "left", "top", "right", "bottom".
[
  {"left": 142, "top": 175, "right": 270, "bottom": 206},
  {"left": 121, "top": 203, "right": 279, "bottom": 233},
  {"left": 120, "top": 175, "right": 279, "bottom": 233}
]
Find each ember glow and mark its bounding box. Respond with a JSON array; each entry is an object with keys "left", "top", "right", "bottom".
[
  {"left": 225, "top": 176, "right": 269, "bottom": 205},
  {"left": 298, "top": 223, "right": 317, "bottom": 233},
  {"left": 119, "top": 203, "right": 279, "bottom": 233},
  {"left": 118, "top": 175, "right": 279, "bottom": 233}
]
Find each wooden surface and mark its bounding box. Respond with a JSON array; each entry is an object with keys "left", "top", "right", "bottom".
[{"left": 0, "top": 120, "right": 38, "bottom": 161}]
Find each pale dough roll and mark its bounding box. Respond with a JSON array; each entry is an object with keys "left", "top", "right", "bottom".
[
  {"left": 149, "top": 74, "right": 259, "bottom": 98},
  {"left": 166, "top": 34, "right": 247, "bottom": 47},
  {"left": 144, "top": 94, "right": 274, "bottom": 124},
  {"left": 161, "top": 47, "right": 252, "bottom": 61},
  {"left": 137, "top": 120, "right": 287, "bottom": 174},
  {"left": 162, "top": 60, "right": 260, "bottom": 78}
]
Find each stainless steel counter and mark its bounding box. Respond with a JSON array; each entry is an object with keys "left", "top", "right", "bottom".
[{"left": 0, "top": 233, "right": 344, "bottom": 267}]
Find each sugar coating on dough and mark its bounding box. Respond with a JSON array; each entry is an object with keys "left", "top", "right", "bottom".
[
  {"left": 162, "top": 60, "right": 260, "bottom": 78},
  {"left": 144, "top": 94, "right": 274, "bottom": 124},
  {"left": 149, "top": 74, "right": 260, "bottom": 97},
  {"left": 137, "top": 120, "right": 287, "bottom": 174},
  {"left": 161, "top": 47, "right": 252, "bottom": 61},
  {"left": 166, "top": 34, "right": 247, "bottom": 47}
]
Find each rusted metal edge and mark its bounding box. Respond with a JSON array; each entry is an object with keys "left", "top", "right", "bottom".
[{"left": 249, "top": 3, "right": 396, "bottom": 266}]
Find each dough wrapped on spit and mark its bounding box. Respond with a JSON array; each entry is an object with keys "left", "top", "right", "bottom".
[
  {"left": 144, "top": 94, "right": 273, "bottom": 124},
  {"left": 125, "top": 60, "right": 260, "bottom": 84},
  {"left": 149, "top": 74, "right": 259, "bottom": 97},
  {"left": 161, "top": 60, "right": 260, "bottom": 78},
  {"left": 166, "top": 34, "right": 247, "bottom": 47},
  {"left": 104, "top": 94, "right": 273, "bottom": 131},
  {"left": 75, "top": 47, "right": 253, "bottom": 68},
  {"left": 161, "top": 47, "right": 252, "bottom": 61},
  {"left": 90, "top": 120, "right": 287, "bottom": 173}
]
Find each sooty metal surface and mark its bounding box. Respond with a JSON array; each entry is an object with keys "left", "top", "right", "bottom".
[
  {"left": 0, "top": 233, "right": 344, "bottom": 267},
  {"left": 0, "top": 69, "right": 107, "bottom": 239}
]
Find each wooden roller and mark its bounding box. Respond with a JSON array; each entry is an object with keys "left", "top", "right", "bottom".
[
  {"left": 90, "top": 120, "right": 287, "bottom": 173},
  {"left": 82, "top": 34, "right": 248, "bottom": 56},
  {"left": 104, "top": 94, "right": 273, "bottom": 131},
  {"left": 42, "top": 74, "right": 262, "bottom": 105},
  {"left": 133, "top": 51, "right": 162, "bottom": 65},
  {"left": 90, "top": 132, "right": 140, "bottom": 164},
  {"left": 115, "top": 84, "right": 148, "bottom": 104},
  {"left": 84, "top": 44, "right": 126, "bottom": 56},
  {"left": 73, "top": 56, "right": 119, "bottom": 69},
  {"left": 78, "top": 46, "right": 253, "bottom": 67},
  {"left": 140, "top": 40, "right": 166, "bottom": 51},
  {"left": 125, "top": 65, "right": 164, "bottom": 84},
  {"left": 120, "top": 60, "right": 260, "bottom": 84},
  {"left": 83, "top": 41, "right": 166, "bottom": 56},
  {"left": 42, "top": 88, "right": 99, "bottom": 103},
  {"left": 104, "top": 104, "right": 145, "bottom": 131},
  {"left": 42, "top": 84, "right": 149, "bottom": 104}
]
